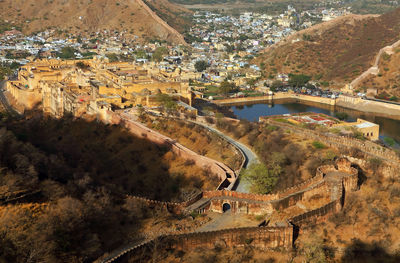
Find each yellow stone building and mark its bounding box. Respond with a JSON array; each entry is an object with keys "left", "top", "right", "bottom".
[{"left": 6, "top": 58, "right": 193, "bottom": 119}]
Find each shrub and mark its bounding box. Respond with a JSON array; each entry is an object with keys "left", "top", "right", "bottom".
[
  {"left": 368, "top": 158, "right": 382, "bottom": 172},
  {"left": 312, "top": 141, "right": 326, "bottom": 149}
]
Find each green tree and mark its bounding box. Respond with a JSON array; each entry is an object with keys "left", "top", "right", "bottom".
[
  {"left": 288, "top": 73, "right": 311, "bottom": 87},
  {"left": 195, "top": 60, "right": 209, "bottom": 72},
  {"left": 152, "top": 47, "right": 168, "bottom": 62},
  {"left": 156, "top": 94, "right": 177, "bottom": 114},
  {"left": 242, "top": 163, "right": 279, "bottom": 194},
  {"left": 219, "top": 81, "right": 236, "bottom": 96},
  {"left": 270, "top": 80, "right": 284, "bottom": 91},
  {"left": 106, "top": 53, "right": 119, "bottom": 62},
  {"left": 58, "top": 47, "right": 76, "bottom": 59}
]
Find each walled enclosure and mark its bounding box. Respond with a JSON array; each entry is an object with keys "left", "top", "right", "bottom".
[{"left": 101, "top": 157, "right": 359, "bottom": 263}]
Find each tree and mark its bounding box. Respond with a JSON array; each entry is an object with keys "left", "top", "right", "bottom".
[
  {"left": 288, "top": 74, "right": 311, "bottom": 87},
  {"left": 270, "top": 80, "right": 284, "bottom": 91},
  {"left": 76, "top": 62, "right": 89, "bottom": 70},
  {"left": 195, "top": 60, "right": 209, "bottom": 72},
  {"left": 156, "top": 94, "right": 177, "bottom": 114},
  {"left": 106, "top": 53, "right": 119, "bottom": 62},
  {"left": 58, "top": 47, "right": 76, "bottom": 59},
  {"left": 219, "top": 81, "right": 237, "bottom": 96},
  {"left": 242, "top": 163, "right": 279, "bottom": 194},
  {"left": 152, "top": 47, "right": 168, "bottom": 62}
]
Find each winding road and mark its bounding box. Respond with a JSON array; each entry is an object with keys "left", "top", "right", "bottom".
[{"left": 189, "top": 119, "right": 259, "bottom": 193}]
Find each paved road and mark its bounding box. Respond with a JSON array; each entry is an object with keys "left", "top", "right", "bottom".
[{"left": 190, "top": 120, "right": 259, "bottom": 193}]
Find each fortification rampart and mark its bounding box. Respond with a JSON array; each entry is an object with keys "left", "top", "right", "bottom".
[
  {"left": 99, "top": 158, "right": 359, "bottom": 263},
  {"left": 5, "top": 82, "right": 42, "bottom": 110},
  {"left": 107, "top": 111, "right": 239, "bottom": 190},
  {"left": 351, "top": 38, "right": 400, "bottom": 88},
  {"left": 125, "top": 192, "right": 204, "bottom": 214},
  {"left": 290, "top": 198, "right": 342, "bottom": 225},
  {"left": 203, "top": 190, "right": 278, "bottom": 202},
  {"left": 264, "top": 119, "right": 400, "bottom": 166},
  {"left": 168, "top": 226, "right": 293, "bottom": 250}
]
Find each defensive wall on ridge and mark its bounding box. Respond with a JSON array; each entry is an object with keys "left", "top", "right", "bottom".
[
  {"left": 107, "top": 111, "right": 239, "bottom": 190},
  {"left": 262, "top": 119, "right": 400, "bottom": 167},
  {"left": 99, "top": 158, "right": 358, "bottom": 263}
]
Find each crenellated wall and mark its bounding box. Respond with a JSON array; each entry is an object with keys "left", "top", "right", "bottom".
[
  {"left": 168, "top": 226, "right": 293, "bottom": 250},
  {"left": 107, "top": 111, "right": 239, "bottom": 190},
  {"left": 264, "top": 119, "right": 400, "bottom": 167}
]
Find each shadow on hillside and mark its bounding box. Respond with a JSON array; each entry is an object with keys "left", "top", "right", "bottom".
[
  {"left": 3, "top": 110, "right": 198, "bottom": 202},
  {"left": 341, "top": 239, "right": 400, "bottom": 263}
]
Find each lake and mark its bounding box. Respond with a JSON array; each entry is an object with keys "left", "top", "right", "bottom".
[{"left": 228, "top": 100, "right": 400, "bottom": 144}]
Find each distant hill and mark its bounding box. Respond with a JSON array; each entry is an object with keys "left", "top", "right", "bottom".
[
  {"left": 0, "top": 0, "right": 190, "bottom": 44},
  {"left": 256, "top": 8, "right": 400, "bottom": 89}
]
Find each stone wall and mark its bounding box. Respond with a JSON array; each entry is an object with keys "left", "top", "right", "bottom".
[
  {"left": 166, "top": 226, "right": 293, "bottom": 250},
  {"left": 337, "top": 95, "right": 400, "bottom": 117},
  {"left": 290, "top": 198, "right": 342, "bottom": 225},
  {"left": 125, "top": 192, "right": 204, "bottom": 214},
  {"left": 203, "top": 190, "right": 278, "bottom": 202},
  {"left": 6, "top": 82, "right": 42, "bottom": 110},
  {"left": 213, "top": 92, "right": 336, "bottom": 106},
  {"left": 108, "top": 111, "right": 238, "bottom": 190},
  {"left": 265, "top": 120, "right": 400, "bottom": 167}
]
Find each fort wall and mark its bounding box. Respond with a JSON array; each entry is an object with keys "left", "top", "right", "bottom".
[
  {"left": 6, "top": 82, "right": 42, "bottom": 109},
  {"left": 108, "top": 111, "right": 238, "bottom": 190},
  {"left": 168, "top": 226, "right": 293, "bottom": 250},
  {"left": 290, "top": 198, "right": 342, "bottom": 225},
  {"left": 264, "top": 119, "right": 400, "bottom": 167}
]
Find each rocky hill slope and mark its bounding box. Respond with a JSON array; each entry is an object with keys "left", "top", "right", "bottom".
[
  {"left": 0, "top": 0, "right": 190, "bottom": 44},
  {"left": 256, "top": 8, "right": 400, "bottom": 89}
]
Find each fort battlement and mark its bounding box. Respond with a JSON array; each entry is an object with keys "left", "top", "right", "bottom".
[
  {"left": 264, "top": 119, "right": 400, "bottom": 167},
  {"left": 99, "top": 157, "right": 359, "bottom": 262},
  {"left": 108, "top": 111, "right": 240, "bottom": 191}
]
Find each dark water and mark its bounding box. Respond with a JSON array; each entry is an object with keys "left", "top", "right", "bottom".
[{"left": 229, "top": 100, "right": 400, "bottom": 144}]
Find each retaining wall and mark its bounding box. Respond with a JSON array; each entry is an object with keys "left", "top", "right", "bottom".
[{"left": 213, "top": 92, "right": 336, "bottom": 106}]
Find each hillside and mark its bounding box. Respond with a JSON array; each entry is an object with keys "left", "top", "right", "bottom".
[
  {"left": 257, "top": 8, "right": 400, "bottom": 89},
  {"left": 354, "top": 43, "right": 400, "bottom": 99},
  {"left": 0, "top": 112, "right": 218, "bottom": 262},
  {"left": 0, "top": 0, "right": 190, "bottom": 44}
]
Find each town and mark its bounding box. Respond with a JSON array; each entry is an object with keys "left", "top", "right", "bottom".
[{"left": 1, "top": 1, "right": 400, "bottom": 263}]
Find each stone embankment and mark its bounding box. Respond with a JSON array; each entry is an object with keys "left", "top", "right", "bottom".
[{"left": 212, "top": 92, "right": 336, "bottom": 106}]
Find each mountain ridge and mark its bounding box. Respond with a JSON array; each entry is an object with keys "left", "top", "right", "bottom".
[
  {"left": 256, "top": 8, "right": 400, "bottom": 90},
  {"left": 0, "top": 0, "right": 190, "bottom": 44}
]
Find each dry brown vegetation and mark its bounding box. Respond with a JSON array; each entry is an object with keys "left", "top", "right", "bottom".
[
  {"left": 357, "top": 50, "right": 400, "bottom": 99},
  {"left": 145, "top": 117, "right": 244, "bottom": 171},
  {"left": 0, "top": 0, "right": 190, "bottom": 44},
  {"left": 257, "top": 8, "right": 400, "bottom": 88},
  {"left": 134, "top": 158, "right": 400, "bottom": 263},
  {"left": 213, "top": 118, "right": 339, "bottom": 191},
  {"left": 0, "top": 112, "right": 218, "bottom": 262}
]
